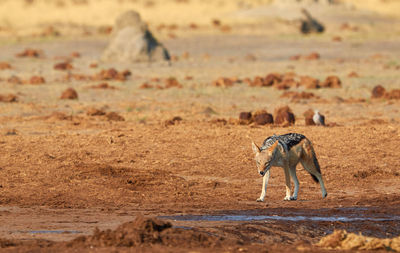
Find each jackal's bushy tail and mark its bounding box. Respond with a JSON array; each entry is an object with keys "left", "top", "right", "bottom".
[
  {"left": 310, "top": 148, "right": 321, "bottom": 183},
  {"left": 304, "top": 139, "right": 321, "bottom": 183}
]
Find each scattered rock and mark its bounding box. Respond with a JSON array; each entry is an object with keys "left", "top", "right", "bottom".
[
  {"left": 300, "top": 76, "right": 320, "bottom": 89},
  {"left": 164, "top": 78, "right": 182, "bottom": 88},
  {"left": 289, "top": 55, "right": 301, "bottom": 61},
  {"left": 7, "top": 76, "right": 22, "bottom": 84},
  {"left": 239, "top": 112, "right": 252, "bottom": 121},
  {"left": 90, "top": 83, "right": 117, "bottom": 89},
  {"left": 212, "top": 77, "right": 235, "bottom": 88},
  {"left": 385, "top": 89, "right": 400, "bottom": 100},
  {"left": 244, "top": 54, "right": 257, "bottom": 61},
  {"left": 371, "top": 85, "right": 387, "bottom": 98},
  {"left": 321, "top": 76, "right": 341, "bottom": 88},
  {"left": 139, "top": 83, "right": 153, "bottom": 89},
  {"left": 54, "top": 62, "right": 73, "bottom": 71},
  {"left": 106, "top": 112, "right": 125, "bottom": 121},
  {"left": 0, "top": 94, "right": 17, "bottom": 103},
  {"left": 16, "top": 48, "right": 43, "bottom": 58},
  {"left": 304, "top": 52, "right": 320, "bottom": 60},
  {"left": 94, "top": 68, "right": 131, "bottom": 81},
  {"left": 89, "top": 63, "right": 98, "bottom": 68},
  {"left": 371, "top": 85, "right": 386, "bottom": 98},
  {"left": 347, "top": 71, "right": 359, "bottom": 78},
  {"left": 164, "top": 116, "right": 182, "bottom": 126},
  {"left": 280, "top": 91, "right": 317, "bottom": 100},
  {"left": 70, "top": 52, "right": 81, "bottom": 58},
  {"left": 60, "top": 88, "right": 78, "bottom": 100},
  {"left": 29, "top": 76, "right": 46, "bottom": 85},
  {"left": 274, "top": 106, "right": 295, "bottom": 126},
  {"left": 332, "top": 36, "right": 342, "bottom": 42},
  {"left": 3, "top": 128, "right": 17, "bottom": 136},
  {"left": 252, "top": 110, "right": 273, "bottom": 125},
  {"left": 303, "top": 109, "right": 315, "bottom": 126},
  {"left": 0, "top": 62, "right": 12, "bottom": 70},
  {"left": 86, "top": 108, "right": 106, "bottom": 116},
  {"left": 101, "top": 10, "right": 170, "bottom": 63}
]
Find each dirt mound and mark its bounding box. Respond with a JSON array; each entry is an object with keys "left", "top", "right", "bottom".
[
  {"left": 252, "top": 110, "right": 273, "bottom": 125},
  {"left": 321, "top": 76, "right": 341, "bottom": 88},
  {"left": 317, "top": 230, "right": 400, "bottom": 252},
  {"left": 371, "top": 85, "right": 400, "bottom": 99},
  {"left": 274, "top": 106, "right": 295, "bottom": 126},
  {"left": 69, "top": 215, "right": 223, "bottom": 248},
  {"left": 60, "top": 88, "right": 78, "bottom": 99},
  {"left": 0, "top": 94, "right": 17, "bottom": 103},
  {"left": 303, "top": 109, "right": 315, "bottom": 126},
  {"left": 280, "top": 91, "right": 317, "bottom": 100},
  {"left": 101, "top": 10, "right": 170, "bottom": 63}
]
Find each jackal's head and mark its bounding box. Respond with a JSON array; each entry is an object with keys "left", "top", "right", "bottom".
[{"left": 251, "top": 141, "right": 282, "bottom": 176}]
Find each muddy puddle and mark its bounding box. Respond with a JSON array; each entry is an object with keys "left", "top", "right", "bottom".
[
  {"left": 16, "top": 230, "right": 82, "bottom": 234},
  {"left": 160, "top": 206, "right": 400, "bottom": 223}
]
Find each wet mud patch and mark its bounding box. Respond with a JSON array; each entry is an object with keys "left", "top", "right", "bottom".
[{"left": 160, "top": 206, "right": 400, "bottom": 244}]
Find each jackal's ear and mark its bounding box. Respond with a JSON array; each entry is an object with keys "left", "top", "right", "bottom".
[{"left": 251, "top": 141, "right": 260, "bottom": 154}]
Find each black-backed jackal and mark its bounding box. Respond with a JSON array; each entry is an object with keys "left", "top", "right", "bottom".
[{"left": 252, "top": 133, "right": 327, "bottom": 202}]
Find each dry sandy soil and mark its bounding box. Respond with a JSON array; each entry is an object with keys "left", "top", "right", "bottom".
[{"left": 0, "top": 0, "right": 400, "bottom": 252}]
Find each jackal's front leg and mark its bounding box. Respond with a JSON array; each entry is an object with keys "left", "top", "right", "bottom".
[
  {"left": 283, "top": 166, "right": 292, "bottom": 201},
  {"left": 257, "top": 170, "right": 270, "bottom": 202}
]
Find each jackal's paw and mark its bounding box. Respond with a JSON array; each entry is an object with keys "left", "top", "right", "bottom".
[
  {"left": 284, "top": 196, "right": 297, "bottom": 201},
  {"left": 290, "top": 196, "right": 297, "bottom": 201},
  {"left": 256, "top": 198, "right": 264, "bottom": 202}
]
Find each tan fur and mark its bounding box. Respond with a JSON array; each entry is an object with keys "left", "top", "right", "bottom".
[{"left": 252, "top": 139, "right": 327, "bottom": 202}]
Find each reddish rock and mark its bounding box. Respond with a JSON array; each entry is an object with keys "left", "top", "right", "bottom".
[
  {"left": 164, "top": 116, "right": 182, "bottom": 126},
  {"left": 7, "top": 76, "right": 22, "bottom": 84},
  {"left": 0, "top": 94, "right": 17, "bottom": 102},
  {"left": 94, "top": 68, "right": 131, "bottom": 81},
  {"left": 348, "top": 71, "right": 359, "bottom": 78},
  {"left": 300, "top": 76, "right": 320, "bottom": 89},
  {"left": 385, "top": 89, "right": 400, "bottom": 100},
  {"left": 239, "top": 112, "right": 252, "bottom": 121},
  {"left": 305, "top": 52, "right": 320, "bottom": 60},
  {"left": 212, "top": 77, "right": 234, "bottom": 88},
  {"left": 60, "top": 88, "right": 78, "bottom": 99},
  {"left": 106, "top": 112, "right": 125, "bottom": 121},
  {"left": 139, "top": 83, "right": 154, "bottom": 89},
  {"left": 89, "top": 63, "right": 98, "bottom": 68},
  {"left": 303, "top": 109, "right": 315, "bottom": 126},
  {"left": 16, "top": 48, "right": 43, "bottom": 58},
  {"left": 165, "top": 77, "right": 182, "bottom": 88},
  {"left": 371, "top": 85, "right": 386, "bottom": 98},
  {"left": 289, "top": 55, "right": 301, "bottom": 61},
  {"left": 0, "top": 62, "right": 12, "bottom": 70},
  {"left": 244, "top": 54, "right": 257, "bottom": 61},
  {"left": 332, "top": 36, "right": 342, "bottom": 42},
  {"left": 54, "top": 62, "right": 73, "bottom": 71},
  {"left": 252, "top": 110, "right": 273, "bottom": 125},
  {"left": 86, "top": 108, "right": 106, "bottom": 116},
  {"left": 264, "top": 73, "right": 282, "bottom": 86},
  {"left": 280, "top": 91, "right": 316, "bottom": 100},
  {"left": 321, "top": 76, "right": 341, "bottom": 88},
  {"left": 90, "top": 83, "right": 117, "bottom": 89},
  {"left": 71, "top": 52, "right": 81, "bottom": 58},
  {"left": 29, "top": 76, "right": 46, "bottom": 85},
  {"left": 274, "top": 106, "right": 295, "bottom": 126}
]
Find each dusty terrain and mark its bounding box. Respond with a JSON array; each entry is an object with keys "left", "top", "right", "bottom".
[{"left": 0, "top": 0, "right": 400, "bottom": 252}]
